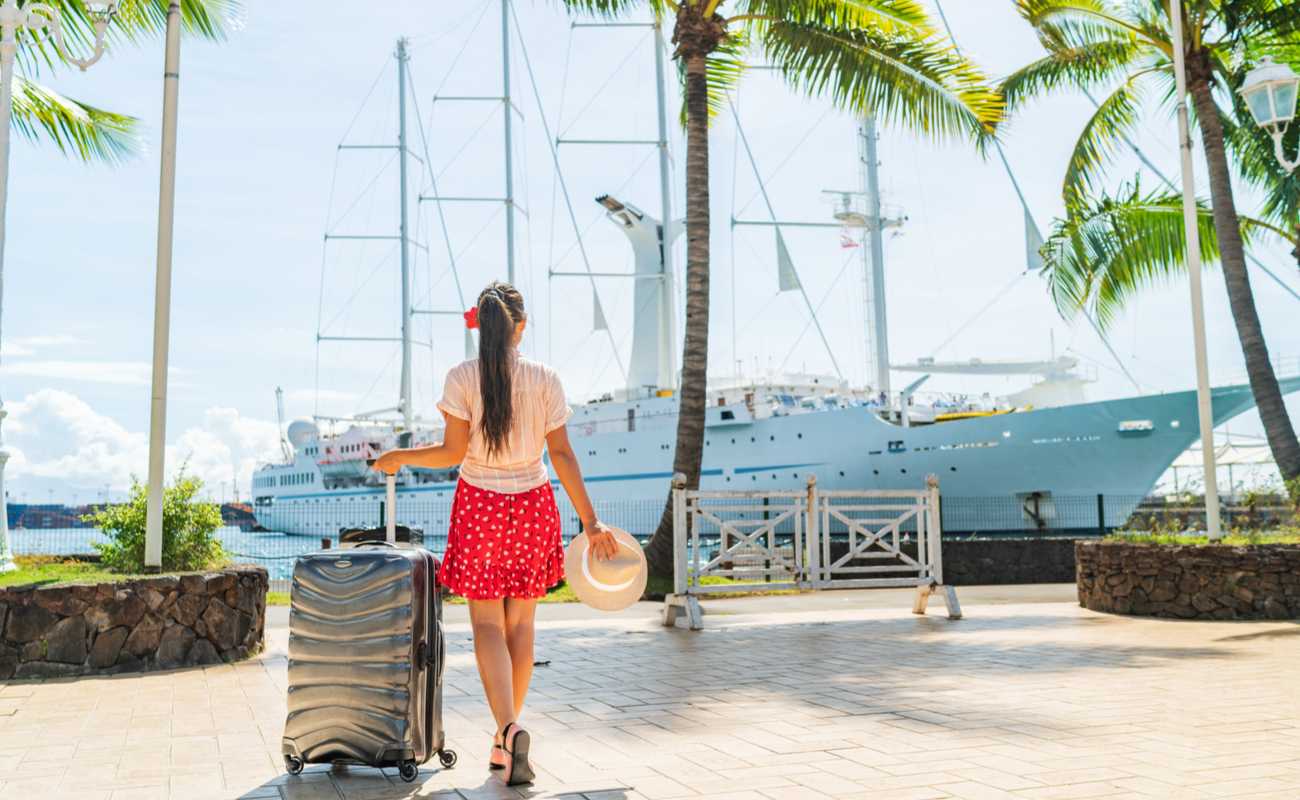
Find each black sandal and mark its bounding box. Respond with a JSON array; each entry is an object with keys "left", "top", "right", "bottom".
[{"left": 500, "top": 722, "right": 535, "bottom": 786}]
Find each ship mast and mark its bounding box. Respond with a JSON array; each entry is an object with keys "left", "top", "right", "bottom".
[
  {"left": 397, "top": 38, "right": 414, "bottom": 435},
  {"left": 858, "top": 115, "right": 890, "bottom": 397},
  {"left": 501, "top": 0, "right": 516, "bottom": 284}
]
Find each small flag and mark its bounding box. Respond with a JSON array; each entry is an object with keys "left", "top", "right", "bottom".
[
  {"left": 840, "top": 229, "right": 860, "bottom": 249},
  {"left": 593, "top": 288, "right": 608, "bottom": 331},
  {"left": 1025, "top": 208, "right": 1045, "bottom": 271},
  {"left": 777, "top": 231, "right": 800, "bottom": 292}
]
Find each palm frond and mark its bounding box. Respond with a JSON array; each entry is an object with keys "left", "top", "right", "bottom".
[
  {"left": 677, "top": 29, "right": 749, "bottom": 125},
  {"left": 1000, "top": 38, "right": 1144, "bottom": 112},
  {"left": 1016, "top": 0, "right": 1158, "bottom": 52},
  {"left": 21, "top": 0, "right": 242, "bottom": 75},
  {"left": 11, "top": 75, "right": 139, "bottom": 164},
  {"left": 552, "top": 0, "right": 665, "bottom": 20},
  {"left": 1061, "top": 74, "right": 1146, "bottom": 207},
  {"left": 758, "top": 20, "right": 1002, "bottom": 140},
  {"left": 1039, "top": 181, "right": 1247, "bottom": 328},
  {"left": 732, "top": 0, "right": 933, "bottom": 36}
]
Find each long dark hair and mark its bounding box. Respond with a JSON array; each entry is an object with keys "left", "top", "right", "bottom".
[{"left": 476, "top": 281, "right": 526, "bottom": 457}]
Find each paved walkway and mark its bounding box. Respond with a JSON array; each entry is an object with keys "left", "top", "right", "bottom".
[{"left": 2, "top": 585, "right": 1299, "bottom": 799}]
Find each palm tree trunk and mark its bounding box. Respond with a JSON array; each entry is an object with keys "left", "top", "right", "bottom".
[
  {"left": 643, "top": 52, "right": 711, "bottom": 579},
  {"left": 1187, "top": 70, "right": 1300, "bottom": 483}
]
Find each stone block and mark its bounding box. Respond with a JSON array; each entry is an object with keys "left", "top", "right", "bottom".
[
  {"left": 204, "top": 572, "right": 236, "bottom": 595},
  {"left": 179, "top": 574, "right": 207, "bottom": 595},
  {"left": 157, "top": 625, "right": 196, "bottom": 669},
  {"left": 89, "top": 626, "right": 129, "bottom": 668},
  {"left": 45, "top": 616, "right": 88, "bottom": 664},
  {"left": 0, "top": 647, "right": 16, "bottom": 679},
  {"left": 84, "top": 592, "right": 146, "bottom": 632},
  {"left": 14, "top": 660, "right": 84, "bottom": 679},
  {"left": 124, "top": 613, "right": 164, "bottom": 658},
  {"left": 186, "top": 638, "right": 221, "bottom": 666},
  {"left": 171, "top": 593, "right": 207, "bottom": 627},
  {"left": 201, "top": 599, "right": 240, "bottom": 648},
  {"left": 33, "top": 586, "right": 88, "bottom": 617},
  {"left": 5, "top": 604, "right": 58, "bottom": 643}
]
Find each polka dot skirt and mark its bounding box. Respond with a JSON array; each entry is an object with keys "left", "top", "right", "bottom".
[{"left": 437, "top": 479, "right": 565, "bottom": 600}]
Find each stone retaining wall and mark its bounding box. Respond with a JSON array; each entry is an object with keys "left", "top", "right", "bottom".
[
  {"left": 1076, "top": 541, "right": 1300, "bottom": 619},
  {"left": 0, "top": 565, "right": 268, "bottom": 679}
]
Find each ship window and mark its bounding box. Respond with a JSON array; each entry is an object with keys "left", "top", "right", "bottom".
[
  {"left": 950, "top": 466, "right": 957, "bottom": 472},
  {"left": 871, "top": 470, "right": 877, "bottom": 476},
  {"left": 797, "top": 433, "right": 802, "bottom": 439},
  {"left": 901, "top": 468, "right": 908, "bottom": 474},
  {"left": 720, "top": 410, "right": 735, "bottom": 421},
  {"left": 769, "top": 435, "right": 774, "bottom": 441}
]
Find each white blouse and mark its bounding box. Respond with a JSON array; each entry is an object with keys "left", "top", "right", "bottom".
[{"left": 437, "top": 355, "right": 572, "bottom": 494}]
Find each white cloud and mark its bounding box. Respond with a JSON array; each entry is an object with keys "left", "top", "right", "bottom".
[
  {"left": 6, "top": 389, "right": 281, "bottom": 496},
  {"left": 1, "top": 335, "right": 84, "bottom": 358},
  {"left": 4, "top": 360, "right": 189, "bottom": 387}
]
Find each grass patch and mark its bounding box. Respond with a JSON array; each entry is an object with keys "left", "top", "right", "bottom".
[
  {"left": 266, "top": 590, "right": 291, "bottom": 607},
  {"left": 0, "top": 556, "right": 157, "bottom": 588},
  {"left": 1107, "top": 530, "right": 1300, "bottom": 546}
]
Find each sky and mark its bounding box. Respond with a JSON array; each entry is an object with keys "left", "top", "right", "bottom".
[{"left": 8, "top": 1, "right": 1300, "bottom": 505}]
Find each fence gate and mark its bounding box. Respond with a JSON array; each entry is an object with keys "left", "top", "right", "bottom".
[{"left": 662, "top": 474, "right": 961, "bottom": 630}]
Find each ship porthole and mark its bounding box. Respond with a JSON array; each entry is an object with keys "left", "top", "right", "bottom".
[
  {"left": 901, "top": 468, "right": 907, "bottom": 474},
  {"left": 797, "top": 433, "right": 802, "bottom": 438},
  {"left": 871, "top": 470, "right": 877, "bottom": 475},
  {"left": 950, "top": 466, "right": 957, "bottom": 472}
]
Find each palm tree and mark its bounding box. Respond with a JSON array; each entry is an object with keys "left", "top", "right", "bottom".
[
  {"left": 13, "top": 0, "right": 237, "bottom": 163},
  {"left": 1002, "top": 0, "right": 1300, "bottom": 485},
  {"left": 558, "top": 0, "right": 1002, "bottom": 576}
]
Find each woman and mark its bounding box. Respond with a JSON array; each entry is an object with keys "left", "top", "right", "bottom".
[{"left": 373, "top": 281, "right": 616, "bottom": 786}]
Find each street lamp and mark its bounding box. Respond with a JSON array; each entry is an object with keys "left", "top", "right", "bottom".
[
  {"left": 1239, "top": 56, "right": 1300, "bottom": 173},
  {"left": 0, "top": 0, "right": 117, "bottom": 573}
]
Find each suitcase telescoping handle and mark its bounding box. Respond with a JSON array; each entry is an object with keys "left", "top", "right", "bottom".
[{"left": 385, "top": 473, "right": 397, "bottom": 544}]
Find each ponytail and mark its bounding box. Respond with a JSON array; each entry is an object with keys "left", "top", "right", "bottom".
[{"left": 476, "top": 281, "right": 526, "bottom": 457}]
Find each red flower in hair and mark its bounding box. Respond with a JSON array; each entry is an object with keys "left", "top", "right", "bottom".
[{"left": 464, "top": 306, "right": 479, "bottom": 329}]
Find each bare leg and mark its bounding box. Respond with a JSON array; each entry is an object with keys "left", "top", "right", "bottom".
[
  {"left": 503, "top": 597, "right": 539, "bottom": 718},
  {"left": 468, "top": 600, "right": 515, "bottom": 751}
]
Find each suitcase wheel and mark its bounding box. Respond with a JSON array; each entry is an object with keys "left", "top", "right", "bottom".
[
  {"left": 438, "top": 749, "right": 458, "bottom": 769},
  {"left": 284, "top": 755, "right": 304, "bottom": 775},
  {"left": 398, "top": 760, "right": 420, "bottom": 783}
]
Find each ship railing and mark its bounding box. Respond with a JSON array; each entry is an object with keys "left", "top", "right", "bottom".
[{"left": 662, "top": 473, "right": 961, "bottom": 630}]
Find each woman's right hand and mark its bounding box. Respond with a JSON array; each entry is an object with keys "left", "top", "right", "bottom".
[
  {"left": 584, "top": 520, "right": 618, "bottom": 560},
  {"left": 372, "top": 449, "right": 405, "bottom": 475}
]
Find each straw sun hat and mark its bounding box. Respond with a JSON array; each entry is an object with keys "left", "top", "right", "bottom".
[{"left": 563, "top": 527, "right": 647, "bottom": 611}]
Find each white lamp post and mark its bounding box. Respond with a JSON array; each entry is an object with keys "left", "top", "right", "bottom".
[
  {"left": 1167, "top": 0, "right": 1223, "bottom": 540},
  {"left": 1239, "top": 56, "right": 1300, "bottom": 173},
  {"left": 0, "top": 0, "right": 117, "bottom": 573}
]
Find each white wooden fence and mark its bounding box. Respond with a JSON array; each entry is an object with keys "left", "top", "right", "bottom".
[{"left": 662, "top": 473, "right": 961, "bottom": 629}]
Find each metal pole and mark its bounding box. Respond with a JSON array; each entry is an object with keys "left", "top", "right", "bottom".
[
  {"left": 1168, "top": 0, "right": 1222, "bottom": 540},
  {"left": 653, "top": 23, "right": 677, "bottom": 389},
  {"left": 0, "top": 4, "right": 16, "bottom": 572},
  {"left": 860, "top": 115, "right": 890, "bottom": 396},
  {"left": 396, "top": 38, "right": 413, "bottom": 435},
  {"left": 501, "top": 0, "right": 515, "bottom": 284},
  {"left": 144, "top": 1, "right": 182, "bottom": 569}
]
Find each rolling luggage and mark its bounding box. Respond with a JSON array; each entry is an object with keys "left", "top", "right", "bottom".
[{"left": 282, "top": 475, "right": 457, "bottom": 782}]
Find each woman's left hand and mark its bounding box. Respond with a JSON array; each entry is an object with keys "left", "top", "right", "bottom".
[
  {"left": 584, "top": 520, "right": 619, "bottom": 560},
  {"left": 372, "top": 449, "right": 405, "bottom": 475}
]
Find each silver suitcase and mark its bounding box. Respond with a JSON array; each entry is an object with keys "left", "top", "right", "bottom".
[{"left": 282, "top": 476, "right": 457, "bottom": 782}]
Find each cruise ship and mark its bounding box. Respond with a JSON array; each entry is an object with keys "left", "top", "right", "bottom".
[{"left": 251, "top": 35, "right": 1300, "bottom": 539}]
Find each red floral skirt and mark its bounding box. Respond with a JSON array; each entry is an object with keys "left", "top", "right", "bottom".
[{"left": 437, "top": 479, "right": 565, "bottom": 600}]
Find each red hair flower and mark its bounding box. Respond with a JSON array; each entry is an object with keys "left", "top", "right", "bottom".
[{"left": 463, "top": 306, "right": 479, "bottom": 329}]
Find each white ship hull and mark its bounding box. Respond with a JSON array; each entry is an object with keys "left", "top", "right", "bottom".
[{"left": 251, "top": 380, "right": 1296, "bottom": 539}]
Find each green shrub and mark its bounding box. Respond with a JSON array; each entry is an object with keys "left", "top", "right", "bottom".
[{"left": 83, "top": 474, "right": 227, "bottom": 573}]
